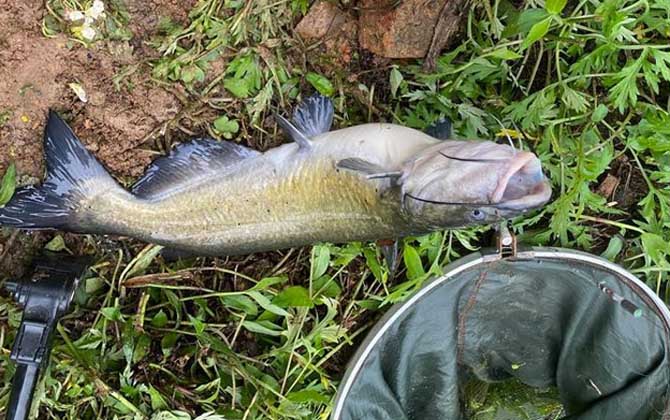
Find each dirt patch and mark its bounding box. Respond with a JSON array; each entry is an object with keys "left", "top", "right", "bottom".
[
  {"left": 0, "top": 0, "right": 193, "bottom": 278},
  {"left": 0, "top": 2, "right": 182, "bottom": 179}
]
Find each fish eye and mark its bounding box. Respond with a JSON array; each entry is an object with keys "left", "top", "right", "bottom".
[{"left": 470, "top": 209, "right": 486, "bottom": 221}]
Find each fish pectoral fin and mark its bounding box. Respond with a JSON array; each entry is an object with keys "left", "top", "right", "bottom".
[
  {"left": 292, "top": 94, "right": 334, "bottom": 137},
  {"left": 424, "top": 117, "right": 453, "bottom": 140},
  {"left": 336, "top": 158, "right": 402, "bottom": 182},
  {"left": 276, "top": 114, "right": 313, "bottom": 150},
  {"left": 131, "top": 138, "right": 260, "bottom": 199}
]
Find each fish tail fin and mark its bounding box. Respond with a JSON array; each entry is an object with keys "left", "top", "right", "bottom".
[{"left": 0, "top": 111, "right": 121, "bottom": 231}]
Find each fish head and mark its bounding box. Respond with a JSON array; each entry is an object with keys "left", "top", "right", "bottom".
[{"left": 399, "top": 140, "right": 552, "bottom": 229}]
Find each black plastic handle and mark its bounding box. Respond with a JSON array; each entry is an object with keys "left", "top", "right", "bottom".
[
  {"left": 6, "top": 364, "right": 39, "bottom": 420},
  {"left": 4, "top": 254, "right": 90, "bottom": 420}
]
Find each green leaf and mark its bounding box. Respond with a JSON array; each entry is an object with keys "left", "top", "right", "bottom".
[
  {"left": 390, "top": 67, "right": 403, "bottom": 98},
  {"left": 600, "top": 235, "right": 624, "bottom": 261},
  {"left": 85, "top": 277, "right": 106, "bottom": 294},
  {"left": 150, "top": 411, "right": 191, "bottom": 420},
  {"left": 224, "top": 78, "right": 250, "bottom": 98},
  {"left": 247, "top": 291, "right": 290, "bottom": 317},
  {"left": 403, "top": 243, "right": 425, "bottom": 280},
  {"left": 151, "top": 310, "right": 169, "bottom": 328},
  {"left": 641, "top": 233, "right": 669, "bottom": 266},
  {"left": 101, "top": 307, "right": 122, "bottom": 321},
  {"left": 122, "top": 245, "right": 163, "bottom": 279},
  {"left": 310, "top": 244, "right": 331, "bottom": 280},
  {"left": 242, "top": 320, "right": 282, "bottom": 336},
  {"left": 273, "top": 286, "right": 314, "bottom": 308},
  {"left": 306, "top": 72, "right": 335, "bottom": 96},
  {"left": 313, "top": 275, "right": 342, "bottom": 298},
  {"left": 188, "top": 315, "right": 206, "bottom": 336},
  {"left": 133, "top": 334, "right": 151, "bottom": 363},
  {"left": 515, "top": 9, "right": 550, "bottom": 35},
  {"left": 592, "top": 104, "right": 609, "bottom": 123},
  {"left": 489, "top": 48, "right": 523, "bottom": 60},
  {"left": 45, "top": 235, "right": 67, "bottom": 252},
  {"left": 251, "top": 276, "right": 288, "bottom": 291},
  {"left": 221, "top": 295, "right": 258, "bottom": 316},
  {"left": 522, "top": 17, "right": 552, "bottom": 49},
  {"left": 180, "top": 65, "right": 205, "bottom": 84},
  {"left": 212, "top": 115, "right": 239, "bottom": 139},
  {"left": 161, "top": 332, "right": 178, "bottom": 356},
  {"left": 147, "top": 385, "right": 169, "bottom": 411},
  {"left": 0, "top": 163, "right": 16, "bottom": 207},
  {"left": 561, "top": 84, "right": 589, "bottom": 113},
  {"left": 363, "top": 247, "right": 384, "bottom": 282},
  {"left": 286, "top": 389, "right": 330, "bottom": 404},
  {"left": 546, "top": 0, "right": 567, "bottom": 14},
  {"left": 609, "top": 54, "right": 644, "bottom": 113}
]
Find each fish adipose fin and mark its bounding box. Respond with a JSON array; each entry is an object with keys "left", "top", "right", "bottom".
[
  {"left": 424, "top": 117, "right": 452, "bottom": 140},
  {"left": 292, "top": 94, "right": 334, "bottom": 137},
  {"left": 336, "top": 158, "right": 402, "bottom": 182},
  {"left": 275, "top": 94, "right": 334, "bottom": 150},
  {"left": 132, "top": 139, "right": 260, "bottom": 199},
  {"left": 0, "top": 111, "right": 119, "bottom": 230}
]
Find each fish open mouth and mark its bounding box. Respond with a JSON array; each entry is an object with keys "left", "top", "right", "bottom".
[{"left": 491, "top": 151, "right": 552, "bottom": 210}]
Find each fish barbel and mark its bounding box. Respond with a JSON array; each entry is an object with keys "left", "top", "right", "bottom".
[{"left": 0, "top": 95, "right": 551, "bottom": 257}]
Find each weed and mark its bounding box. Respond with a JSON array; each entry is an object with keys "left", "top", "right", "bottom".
[{"left": 2, "top": 0, "right": 670, "bottom": 418}]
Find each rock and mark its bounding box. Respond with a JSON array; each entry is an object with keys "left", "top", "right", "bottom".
[
  {"left": 296, "top": 1, "right": 347, "bottom": 40},
  {"left": 296, "top": 1, "right": 358, "bottom": 66},
  {"left": 596, "top": 174, "right": 620, "bottom": 199},
  {"left": 358, "top": 0, "right": 459, "bottom": 59}
]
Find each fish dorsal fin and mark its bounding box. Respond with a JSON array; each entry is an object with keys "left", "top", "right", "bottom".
[
  {"left": 276, "top": 114, "right": 312, "bottom": 150},
  {"left": 292, "top": 94, "right": 334, "bottom": 137},
  {"left": 131, "top": 138, "right": 260, "bottom": 199},
  {"left": 336, "top": 158, "right": 402, "bottom": 182},
  {"left": 275, "top": 94, "right": 334, "bottom": 150},
  {"left": 424, "top": 117, "right": 452, "bottom": 140}
]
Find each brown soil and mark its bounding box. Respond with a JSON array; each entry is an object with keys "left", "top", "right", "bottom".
[{"left": 0, "top": 0, "right": 197, "bottom": 278}]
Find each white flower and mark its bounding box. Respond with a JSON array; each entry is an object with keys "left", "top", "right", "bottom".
[
  {"left": 88, "top": 0, "right": 105, "bottom": 20},
  {"left": 81, "top": 25, "right": 97, "bottom": 40},
  {"left": 67, "top": 10, "right": 85, "bottom": 21}
]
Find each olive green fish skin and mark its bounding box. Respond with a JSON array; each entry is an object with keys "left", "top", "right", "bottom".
[{"left": 81, "top": 124, "right": 440, "bottom": 255}]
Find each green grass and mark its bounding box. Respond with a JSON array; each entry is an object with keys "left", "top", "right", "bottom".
[{"left": 1, "top": 0, "right": 670, "bottom": 418}]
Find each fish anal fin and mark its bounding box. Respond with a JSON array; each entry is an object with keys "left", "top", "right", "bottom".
[
  {"left": 377, "top": 239, "right": 400, "bottom": 276},
  {"left": 292, "top": 94, "right": 334, "bottom": 137},
  {"left": 131, "top": 138, "right": 260, "bottom": 199}
]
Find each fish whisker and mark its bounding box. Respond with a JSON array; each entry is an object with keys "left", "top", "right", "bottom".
[
  {"left": 438, "top": 152, "right": 509, "bottom": 163},
  {"left": 404, "top": 193, "right": 501, "bottom": 207}
]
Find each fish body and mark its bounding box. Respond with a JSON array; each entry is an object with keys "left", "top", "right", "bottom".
[
  {"left": 0, "top": 95, "right": 552, "bottom": 256},
  {"left": 84, "top": 124, "right": 438, "bottom": 255}
]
